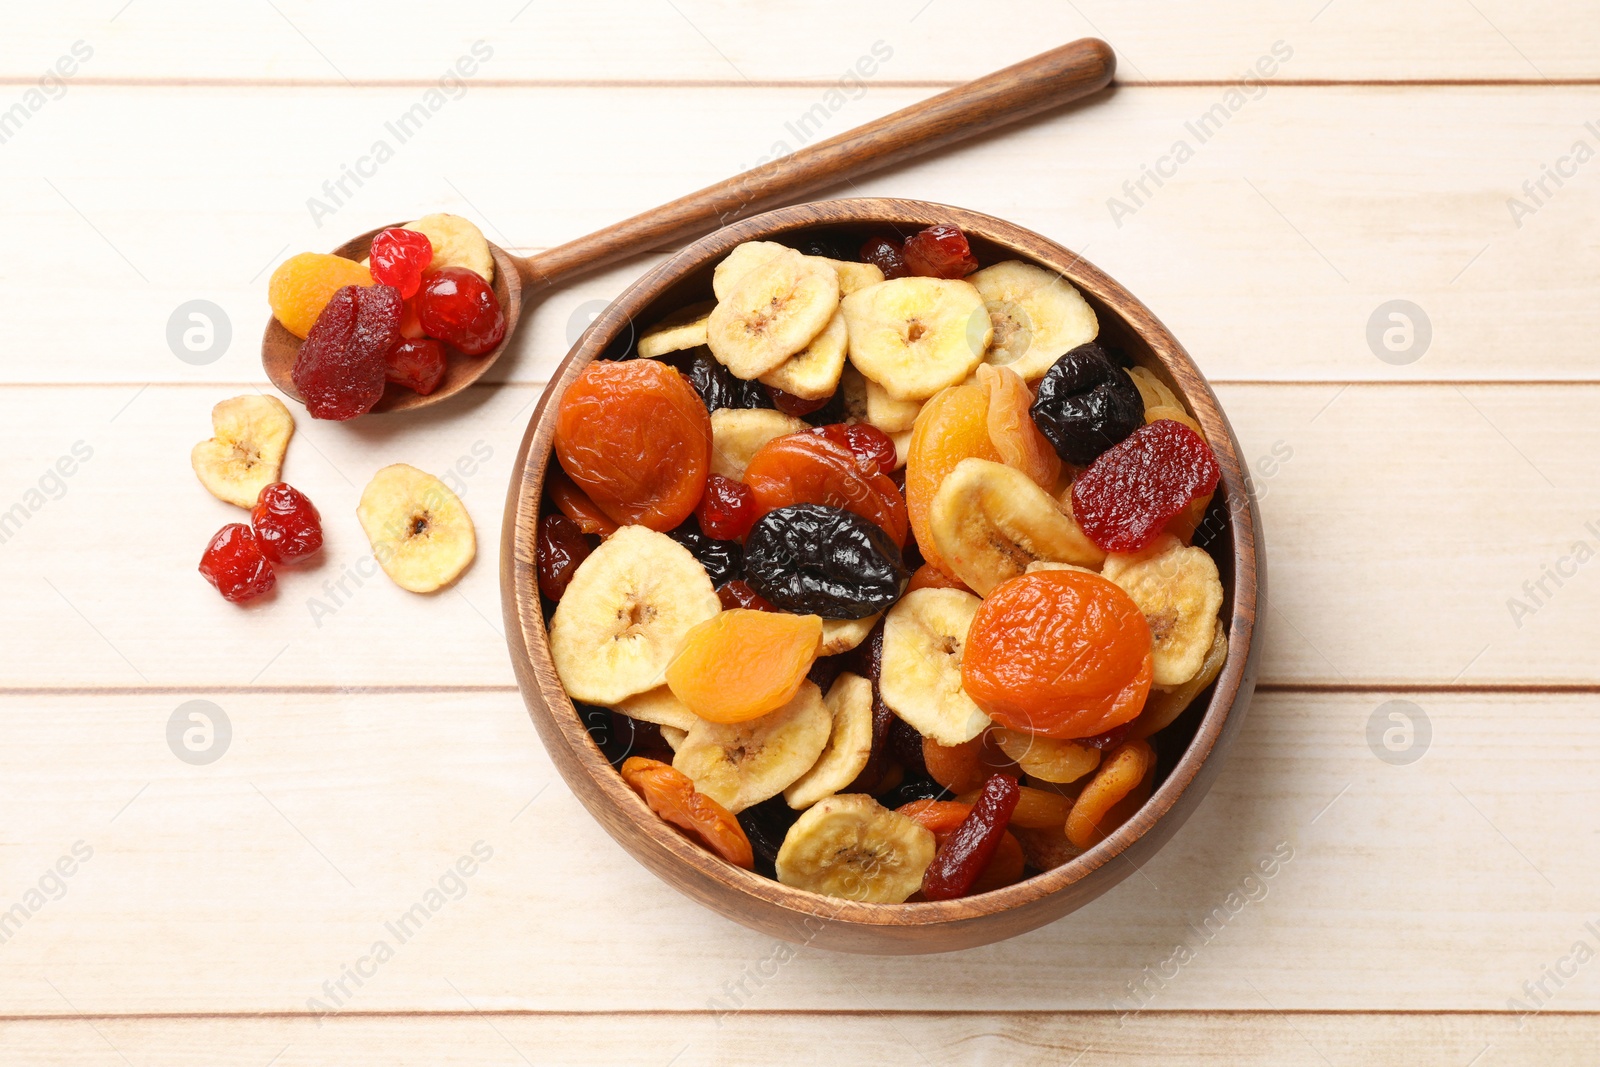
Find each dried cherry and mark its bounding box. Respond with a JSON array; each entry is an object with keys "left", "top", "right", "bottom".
[
  {"left": 414, "top": 267, "right": 505, "bottom": 355},
  {"left": 1029, "top": 343, "right": 1145, "bottom": 465},
  {"left": 694, "top": 474, "right": 757, "bottom": 541},
  {"left": 902, "top": 224, "right": 980, "bottom": 279},
  {"left": 859, "top": 232, "right": 910, "bottom": 279},
  {"left": 368, "top": 227, "right": 433, "bottom": 299},
  {"left": 1071, "top": 419, "right": 1222, "bottom": 553},
  {"left": 743, "top": 504, "right": 908, "bottom": 619},
  {"left": 668, "top": 519, "right": 743, "bottom": 586},
  {"left": 292, "top": 283, "right": 403, "bottom": 421},
  {"left": 198, "top": 523, "right": 276, "bottom": 603},
  {"left": 765, "top": 384, "right": 832, "bottom": 417},
  {"left": 554, "top": 359, "right": 712, "bottom": 531},
  {"left": 536, "top": 513, "right": 592, "bottom": 601},
  {"left": 250, "top": 483, "right": 323, "bottom": 565},
  {"left": 658, "top": 347, "right": 773, "bottom": 412},
  {"left": 802, "top": 423, "right": 898, "bottom": 477},
  {"left": 744, "top": 433, "right": 908, "bottom": 547},
  {"left": 385, "top": 337, "right": 447, "bottom": 395},
  {"left": 921, "top": 773, "right": 1021, "bottom": 900},
  {"left": 545, "top": 468, "right": 619, "bottom": 537},
  {"left": 717, "top": 579, "right": 774, "bottom": 611}
]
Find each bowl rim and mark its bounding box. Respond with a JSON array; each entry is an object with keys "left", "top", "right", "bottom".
[{"left": 501, "top": 196, "right": 1263, "bottom": 937}]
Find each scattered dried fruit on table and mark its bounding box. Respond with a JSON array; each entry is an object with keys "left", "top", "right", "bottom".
[
  {"left": 902, "top": 223, "right": 980, "bottom": 279},
  {"left": 744, "top": 504, "right": 908, "bottom": 619},
  {"left": 1071, "top": 419, "right": 1221, "bottom": 553},
  {"left": 879, "top": 588, "right": 989, "bottom": 747},
  {"left": 553, "top": 359, "right": 711, "bottom": 531},
  {"left": 385, "top": 337, "right": 447, "bottom": 396},
  {"left": 199, "top": 523, "right": 276, "bottom": 603},
  {"left": 190, "top": 394, "right": 295, "bottom": 508},
  {"left": 672, "top": 681, "right": 831, "bottom": 812},
  {"left": 368, "top": 227, "right": 434, "bottom": 299},
  {"left": 292, "top": 283, "right": 404, "bottom": 421},
  {"left": 969, "top": 261, "right": 1098, "bottom": 381},
  {"left": 841, "top": 276, "right": 989, "bottom": 402},
  {"left": 744, "top": 432, "right": 908, "bottom": 546},
  {"left": 268, "top": 252, "right": 374, "bottom": 339},
  {"left": 784, "top": 673, "right": 876, "bottom": 809},
  {"left": 1102, "top": 534, "right": 1225, "bottom": 686},
  {"left": 1066, "top": 739, "right": 1156, "bottom": 849},
  {"left": 666, "top": 609, "right": 823, "bottom": 724},
  {"left": 414, "top": 266, "right": 506, "bottom": 356},
  {"left": 249, "top": 482, "right": 322, "bottom": 565},
  {"left": 1028, "top": 342, "right": 1145, "bottom": 465},
  {"left": 535, "top": 512, "right": 593, "bottom": 601},
  {"left": 621, "top": 757, "right": 754, "bottom": 869},
  {"left": 356, "top": 463, "right": 477, "bottom": 593},
  {"left": 776, "top": 793, "right": 935, "bottom": 902}
]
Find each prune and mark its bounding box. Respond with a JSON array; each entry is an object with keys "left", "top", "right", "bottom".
[
  {"left": 803, "top": 423, "right": 897, "bottom": 477},
  {"left": 579, "top": 704, "right": 670, "bottom": 766},
  {"left": 902, "top": 224, "right": 979, "bottom": 279},
  {"left": 806, "top": 652, "right": 845, "bottom": 695},
  {"left": 668, "top": 519, "right": 743, "bottom": 587},
  {"left": 798, "top": 234, "right": 853, "bottom": 260},
  {"left": 198, "top": 523, "right": 276, "bottom": 603},
  {"left": 859, "top": 232, "right": 910, "bottom": 279},
  {"left": 694, "top": 474, "right": 757, "bottom": 540},
  {"left": 1071, "top": 419, "right": 1222, "bottom": 553},
  {"left": 659, "top": 347, "right": 773, "bottom": 412},
  {"left": 743, "top": 504, "right": 908, "bottom": 619},
  {"left": 921, "top": 772, "right": 1021, "bottom": 900},
  {"left": 738, "top": 796, "right": 800, "bottom": 877},
  {"left": 878, "top": 777, "right": 952, "bottom": 808},
  {"left": 887, "top": 715, "right": 929, "bottom": 778},
  {"left": 292, "top": 283, "right": 403, "bottom": 421},
  {"left": 1028, "top": 343, "right": 1145, "bottom": 465},
  {"left": 415, "top": 266, "right": 505, "bottom": 355},
  {"left": 250, "top": 483, "right": 323, "bottom": 565},
  {"left": 368, "top": 227, "right": 433, "bottom": 299},
  {"left": 536, "top": 513, "right": 592, "bottom": 601}
]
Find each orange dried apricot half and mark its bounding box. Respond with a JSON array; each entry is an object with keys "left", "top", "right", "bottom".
[
  {"left": 906, "top": 381, "right": 1000, "bottom": 575},
  {"left": 1065, "top": 738, "right": 1156, "bottom": 849},
  {"left": 743, "top": 433, "right": 908, "bottom": 546},
  {"left": 977, "top": 363, "right": 1061, "bottom": 489},
  {"left": 665, "top": 609, "right": 822, "bottom": 724},
  {"left": 621, "top": 757, "right": 754, "bottom": 869},
  {"left": 268, "top": 252, "right": 375, "bottom": 339}
]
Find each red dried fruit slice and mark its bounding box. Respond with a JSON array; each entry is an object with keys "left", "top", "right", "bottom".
[
  {"left": 1071, "top": 419, "right": 1221, "bottom": 553},
  {"left": 921, "top": 773, "right": 1021, "bottom": 900},
  {"left": 902, "top": 224, "right": 980, "bottom": 279},
  {"left": 292, "top": 283, "right": 404, "bottom": 421},
  {"left": 368, "top": 227, "right": 433, "bottom": 299}
]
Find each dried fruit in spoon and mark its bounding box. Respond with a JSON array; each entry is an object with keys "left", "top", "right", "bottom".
[
  {"left": 368, "top": 227, "right": 433, "bottom": 299},
  {"left": 744, "top": 432, "right": 908, "bottom": 546},
  {"left": 621, "top": 757, "right": 754, "bottom": 870},
  {"left": 1071, "top": 419, "right": 1221, "bottom": 553},
  {"left": 921, "top": 772, "right": 1020, "bottom": 900},
  {"left": 902, "top": 223, "right": 980, "bottom": 279},
  {"left": 1029, "top": 342, "right": 1145, "bottom": 465},
  {"left": 198, "top": 523, "right": 276, "bottom": 603},
  {"left": 665, "top": 609, "right": 823, "bottom": 724},
  {"left": 385, "top": 337, "right": 447, "bottom": 396},
  {"left": 553, "top": 359, "right": 712, "bottom": 531},
  {"left": 414, "top": 266, "right": 506, "bottom": 356},
  {"left": 535, "top": 512, "right": 592, "bottom": 601},
  {"left": 250, "top": 483, "right": 322, "bottom": 565},
  {"left": 961, "top": 570, "right": 1153, "bottom": 739},
  {"left": 268, "top": 252, "right": 374, "bottom": 339},
  {"left": 291, "top": 283, "right": 404, "bottom": 421},
  {"left": 743, "top": 504, "right": 908, "bottom": 619}
]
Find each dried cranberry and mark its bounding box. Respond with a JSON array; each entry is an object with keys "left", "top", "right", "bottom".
[
  {"left": 717, "top": 579, "right": 775, "bottom": 612},
  {"left": 385, "top": 337, "right": 447, "bottom": 396},
  {"left": 1072, "top": 419, "right": 1222, "bottom": 553},
  {"left": 368, "top": 227, "right": 433, "bottom": 299},
  {"left": 921, "top": 773, "right": 1021, "bottom": 900},
  {"left": 803, "top": 423, "right": 898, "bottom": 477},
  {"left": 415, "top": 267, "right": 505, "bottom": 356},
  {"left": 198, "top": 523, "right": 276, "bottom": 603},
  {"left": 250, "top": 483, "right": 323, "bottom": 565},
  {"left": 902, "top": 224, "right": 980, "bottom": 279},
  {"left": 859, "top": 233, "right": 910, "bottom": 279},
  {"left": 536, "top": 513, "right": 593, "bottom": 601},
  {"left": 292, "top": 283, "right": 403, "bottom": 421},
  {"left": 765, "top": 385, "right": 831, "bottom": 417},
  {"left": 694, "top": 474, "right": 758, "bottom": 541}
]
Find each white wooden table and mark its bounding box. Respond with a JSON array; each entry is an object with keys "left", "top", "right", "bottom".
[{"left": 4, "top": 3, "right": 1597, "bottom": 1063}]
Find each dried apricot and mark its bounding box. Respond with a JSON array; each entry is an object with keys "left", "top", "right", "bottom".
[
  {"left": 621, "top": 757, "right": 754, "bottom": 869},
  {"left": 896, "top": 798, "right": 973, "bottom": 838},
  {"left": 665, "top": 609, "right": 822, "bottom": 723},
  {"left": 743, "top": 433, "right": 908, "bottom": 546},
  {"left": 906, "top": 381, "right": 1001, "bottom": 575},
  {"left": 922, "top": 732, "right": 1015, "bottom": 794},
  {"left": 991, "top": 727, "right": 1101, "bottom": 784},
  {"left": 957, "top": 782, "right": 1074, "bottom": 830},
  {"left": 967, "top": 830, "right": 1025, "bottom": 892},
  {"left": 1066, "top": 739, "right": 1155, "bottom": 849},
  {"left": 906, "top": 562, "right": 972, "bottom": 594},
  {"left": 962, "top": 570, "right": 1154, "bottom": 739},
  {"left": 545, "top": 468, "right": 618, "bottom": 537},
  {"left": 553, "top": 360, "right": 711, "bottom": 531},
  {"left": 268, "top": 252, "right": 374, "bottom": 339},
  {"left": 977, "top": 364, "right": 1061, "bottom": 489}
]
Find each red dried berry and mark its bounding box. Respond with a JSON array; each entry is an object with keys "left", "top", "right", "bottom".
[
  {"left": 902, "top": 224, "right": 980, "bottom": 279},
  {"left": 694, "top": 474, "right": 758, "bottom": 541},
  {"left": 198, "top": 523, "right": 276, "bottom": 603},
  {"left": 921, "top": 772, "right": 1020, "bottom": 900},
  {"left": 250, "top": 483, "right": 323, "bottom": 565},
  {"left": 804, "top": 423, "right": 898, "bottom": 477},
  {"left": 859, "top": 233, "right": 910, "bottom": 279},
  {"left": 385, "top": 337, "right": 447, "bottom": 396},
  {"left": 1071, "top": 419, "right": 1222, "bottom": 553},
  {"left": 536, "top": 513, "right": 593, "bottom": 601},
  {"left": 292, "top": 283, "right": 404, "bottom": 421},
  {"left": 368, "top": 227, "right": 434, "bottom": 299},
  {"left": 765, "top": 385, "right": 831, "bottom": 417},
  {"left": 415, "top": 267, "right": 506, "bottom": 356},
  {"left": 717, "top": 579, "right": 776, "bottom": 612}
]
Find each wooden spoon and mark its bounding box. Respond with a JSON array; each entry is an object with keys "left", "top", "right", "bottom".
[{"left": 262, "top": 37, "right": 1116, "bottom": 413}]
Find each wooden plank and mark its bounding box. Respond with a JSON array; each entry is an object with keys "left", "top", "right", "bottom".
[
  {"left": 0, "top": 689, "right": 1594, "bottom": 1015},
  {"left": 0, "top": 1011, "right": 1591, "bottom": 1066},
  {"left": 2, "top": 382, "right": 1592, "bottom": 688},
  {"left": 7, "top": 1, "right": 1598, "bottom": 83},
  {"left": 3, "top": 85, "right": 1597, "bottom": 384}
]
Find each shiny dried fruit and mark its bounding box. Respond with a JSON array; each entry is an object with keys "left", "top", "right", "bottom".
[
  {"left": 745, "top": 432, "right": 908, "bottom": 546},
  {"left": 905, "top": 380, "right": 1002, "bottom": 576},
  {"left": 554, "top": 359, "right": 712, "bottom": 531},
  {"left": 906, "top": 562, "right": 972, "bottom": 594},
  {"left": 859, "top": 232, "right": 910, "bottom": 279},
  {"left": 956, "top": 783, "right": 1073, "bottom": 831},
  {"left": 659, "top": 347, "right": 774, "bottom": 412},
  {"left": 802, "top": 423, "right": 898, "bottom": 477},
  {"left": 921, "top": 773, "right": 1021, "bottom": 900},
  {"left": 198, "top": 523, "right": 276, "bottom": 603},
  {"left": 249, "top": 483, "right": 322, "bottom": 565},
  {"left": 896, "top": 798, "right": 974, "bottom": 838},
  {"left": 766, "top": 384, "right": 832, "bottom": 417},
  {"left": 744, "top": 504, "right": 908, "bottom": 620},
  {"left": 977, "top": 363, "right": 1061, "bottom": 489},
  {"left": 922, "top": 733, "right": 1015, "bottom": 795},
  {"left": 535, "top": 513, "right": 592, "bottom": 601},
  {"left": 292, "top": 283, "right": 404, "bottom": 421},
  {"left": 902, "top": 223, "right": 980, "bottom": 279},
  {"left": 668, "top": 519, "right": 743, "bottom": 587},
  {"left": 1066, "top": 739, "right": 1155, "bottom": 849},
  {"left": 414, "top": 267, "right": 505, "bottom": 355},
  {"left": 621, "top": 757, "right": 754, "bottom": 869},
  {"left": 268, "top": 252, "right": 374, "bottom": 339},
  {"left": 385, "top": 337, "right": 447, "bottom": 395},
  {"left": 1072, "top": 419, "right": 1222, "bottom": 553},
  {"left": 717, "top": 579, "right": 775, "bottom": 611},
  {"left": 368, "top": 227, "right": 433, "bottom": 299},
  {"left": 694, "top": 473, "right": 757, "bottom": 541},
  {"left": 962, "top": 570, "right": 1154, "bottom": 739},
  {"left": 545, "top": 468, "right": 619, "bottom": 537},
  {"left": 1029, "top": 343, "right": 1145, "bottom": 465},
  {"left": 737, "top": 796, "right": 800, "bottom": 877},
  {"left": 666, "top": 609, "right": 823, "bottom": 724}
]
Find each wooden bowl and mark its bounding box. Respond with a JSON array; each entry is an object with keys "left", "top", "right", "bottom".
[{"left": 501, "top": 198, "right": 1264, "bottom": 954}]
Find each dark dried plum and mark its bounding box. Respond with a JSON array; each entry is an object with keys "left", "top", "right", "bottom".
[
  {"left": 744, "top": 504, "right": 907, "bottom": 619},
  {"left": 887, "top": 715, "right": 929, "bottom": 778},
  {"left": 806, "top": 653, "right": 845, "bottom": 694},
  {"left": 667, "top": 519, "right": 743, "bottom": 587},
  {"left": 878, "top": 776, "right": 953, "bottom": 808},
  {"left": 738, "top": 796, "right": 799, "bottom": 878},
  {"left": 1029, "top": 342, "right": 1145, "bottom": 465},
  {"left": 658, "top": 346, "right": 773, "bottom": 412},
  {"left": 797, "top": 233, "right": 852, "bottom": 261},
  {"left": 578, "top": 704, "right": 671, "bottom": 766}
]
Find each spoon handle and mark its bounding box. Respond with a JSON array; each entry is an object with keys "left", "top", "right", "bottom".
[{"left": 517, "top": 37, "right": 1114, "bottom": 287}]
